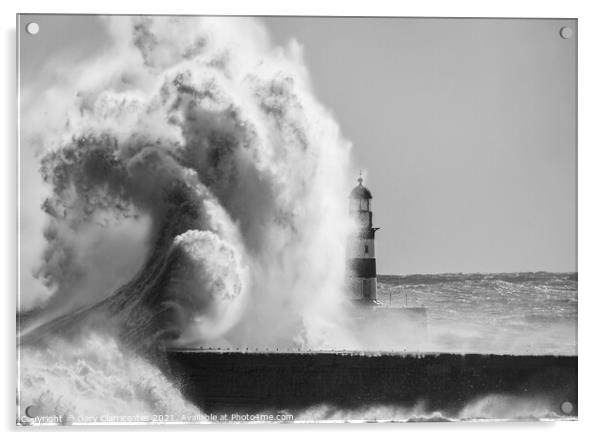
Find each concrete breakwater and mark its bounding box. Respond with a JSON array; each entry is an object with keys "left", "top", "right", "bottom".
[{"left": 165, "top": 350, "right": 577, "bottom": 419}]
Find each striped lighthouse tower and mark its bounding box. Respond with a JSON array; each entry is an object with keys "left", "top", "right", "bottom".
[{"left": 348, "top": 174, "right": 380, "bottom": 304}]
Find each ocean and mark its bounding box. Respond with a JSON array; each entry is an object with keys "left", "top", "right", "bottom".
[{"left": 377, "top": 272, "right": 577, "bottom": 356}]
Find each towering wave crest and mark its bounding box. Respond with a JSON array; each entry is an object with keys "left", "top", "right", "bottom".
[{"left": 19, "top": 16, "right": 354, "bottom": 420}]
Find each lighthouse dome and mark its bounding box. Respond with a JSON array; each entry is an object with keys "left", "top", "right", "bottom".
[{"left": 350, "top": 176, "right": 373, "bottom": 199}]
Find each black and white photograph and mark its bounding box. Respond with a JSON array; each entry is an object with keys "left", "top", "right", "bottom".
[{"left": 16, "top": 13, "right": 577, "bottom": 425}]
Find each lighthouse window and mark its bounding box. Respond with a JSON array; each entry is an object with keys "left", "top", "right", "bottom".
[
  {"left": 360, "top": 199, "right": 369, "bottom": 211},
  {"left": 364, "top": 244, "right": 369, "bottom": 254}
]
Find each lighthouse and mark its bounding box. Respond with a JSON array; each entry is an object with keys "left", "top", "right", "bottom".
[{"left": 348, "top": 174, "right": 380, "bottom": 304}]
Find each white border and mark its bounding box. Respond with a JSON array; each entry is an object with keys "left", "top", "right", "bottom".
[{"left": 3, "top": 0, "right": 601, "bottom": 438}]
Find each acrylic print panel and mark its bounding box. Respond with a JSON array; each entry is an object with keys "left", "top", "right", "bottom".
[{"left": 17, "top": 14, "right": 577, "bottom": 425}]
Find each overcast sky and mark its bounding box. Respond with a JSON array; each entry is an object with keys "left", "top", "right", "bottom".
[{"left": 20, "top": 15, "right": 576, "bottom": 275}]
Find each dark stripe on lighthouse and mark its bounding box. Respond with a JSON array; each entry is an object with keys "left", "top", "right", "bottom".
[{"left": 348, "top": 258, "right": 377, "bottom": 278}]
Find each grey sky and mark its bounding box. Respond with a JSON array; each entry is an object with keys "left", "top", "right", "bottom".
[
  {"left": 264, "top": 17, "right": 576, "bottom": 274},
  {"left": 19, "top": 15, "right": 577, "bottom": 275}
]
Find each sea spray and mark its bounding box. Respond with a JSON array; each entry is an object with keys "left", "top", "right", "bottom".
[
  {"left": 18, "top": 332, "right": 200, "bottom": 424},
  {"left": 295, "top": 394, "right": 567, "bottom": 422}
]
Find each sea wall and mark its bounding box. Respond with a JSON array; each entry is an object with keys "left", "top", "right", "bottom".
[{"left": 166, "top": 351, "right": 577, "bottom": 417}]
